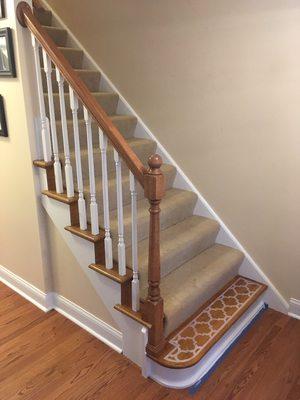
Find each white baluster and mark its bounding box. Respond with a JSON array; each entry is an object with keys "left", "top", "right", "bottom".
[
  {"left": 114, "top": 150, "right": 126, "bottom": 276},
  {"left": 55, "top": 67, "right": 74, "bottom": 198},
  {"left": 83, "top": 107, "right": 99, "bottom": 235},
  {"left": 69, "top": 87, "right": 87, "bottom": 230},
  {"left": 99, "top": 129, "right": 113, "bottom": 269},
  {"left": 130, "top": 172, "right": 139, "bottom": 311},
  {"left": 42, "top": 49, "right": 63, "bottom": 193},
  {"left": 31, "top": 35, "right": 52, "bottom": 163}
]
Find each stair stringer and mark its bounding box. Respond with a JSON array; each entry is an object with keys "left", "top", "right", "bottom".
[
  {"left": 39, "top": 170, "right": 148, "bottom": 368},
  {"left": 42, "top": 0, "right": 288, "bottom": 315}
]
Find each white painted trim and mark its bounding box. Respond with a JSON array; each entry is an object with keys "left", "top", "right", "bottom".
[
  {"left": 52, "top": 294, "right": 122, "bottom": 353},
  {"left": 0, "top": 264, "right": 54, "bottom": 312},
  {"left": 288, "top": 298, "right": 300, "bottom": 320},
  {"left": 0, "top": 264, "right": 123, "bottom": 353},
  {"left": 149, "top": 299, "right": 266, "bottom": 389},
  {"left": 40, "top": 1, "right": 287, "bottom": 314}
]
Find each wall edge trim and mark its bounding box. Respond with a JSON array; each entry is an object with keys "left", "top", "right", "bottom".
[{"left": 288, "top": 298, "right": 300, "bottom": 320}]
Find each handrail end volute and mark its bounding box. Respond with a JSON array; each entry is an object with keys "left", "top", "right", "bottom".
[{"left": 16, "top": 1, "right": 31, "bottom": 27}]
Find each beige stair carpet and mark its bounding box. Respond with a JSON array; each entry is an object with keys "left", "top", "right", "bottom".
[{"left": 37, "top": 8, "right": 245, "bottom": 336}]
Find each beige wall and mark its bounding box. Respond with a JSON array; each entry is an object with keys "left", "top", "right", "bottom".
[
  {"left": 0, "top": 0, "right": 47, "bottom": 291},
  {"left": 0, "top": 1, "right": 115, "bottom": 327},
  {"left": 48, "top": 0, "right": 300, "bottom": 301},
  {"left": 45, "top": 215, "right": 116, "bottom": 326}
]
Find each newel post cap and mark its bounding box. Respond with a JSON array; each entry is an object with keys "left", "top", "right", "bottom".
[{"left": 144, "top": 154, "right": 165, "bottom": 200}]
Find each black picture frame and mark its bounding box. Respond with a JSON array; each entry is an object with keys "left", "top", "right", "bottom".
[
  {"left": 0, "top": 28, "right": 16, "bottom": 77},
  {"left": 0, "top": 95, "right": 8, "bottom": 137},
  {"left": 0, "top": 0, "right": 5, "bottom": 19}
]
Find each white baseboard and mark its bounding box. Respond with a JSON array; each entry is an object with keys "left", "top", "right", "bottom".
[
  {"left": 53, "top": 294, "right": 122, "bottom": 353},
  {"left": 288, "top": 298, "right": 300, "bottom": 320},
  {"left": 0, "top": 264, "right": 53, "bottom": 312},
  {"left": 0, "top": 264, "right": 123, "bottom": 353}
]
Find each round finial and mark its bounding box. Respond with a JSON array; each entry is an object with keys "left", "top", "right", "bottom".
[{"left": 148, "top": 154, "right": 162, "bottom": 170}]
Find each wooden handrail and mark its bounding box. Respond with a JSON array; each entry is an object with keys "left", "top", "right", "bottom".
[
  {"left": 16, "top": 1, "right": 146, "bottom": 186},
  {"left": 18, "top": 1, "right": 166, "bottom": 356}
]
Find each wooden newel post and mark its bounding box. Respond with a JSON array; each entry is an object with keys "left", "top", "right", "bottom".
[{"left": 143, "top": 154, "right": 166, "bottom": 355}]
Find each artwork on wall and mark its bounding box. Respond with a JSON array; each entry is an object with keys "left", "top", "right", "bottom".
[
  {"left": 0, "top": 28, "right": 16, "bottom": 77},
  {"left": 0, "top": 95, "right": 8, "bottom": 137},
  {"left": 0, "top": 0, "right": 5, "bottom": 19}
]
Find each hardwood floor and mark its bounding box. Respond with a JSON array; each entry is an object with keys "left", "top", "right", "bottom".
[{"left": 0, "top": 282, "right": 299, "bottom": 400}]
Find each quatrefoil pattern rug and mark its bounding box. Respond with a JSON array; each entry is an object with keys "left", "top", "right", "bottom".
[{"left": 164, "top": 276, "right": 266, "bottom": 365}]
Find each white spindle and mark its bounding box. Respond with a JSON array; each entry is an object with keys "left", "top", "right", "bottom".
[
  {"left": 99, "top": 129, "right": 113, "bottom": 269},
  {"left": 31, "top": 35, "right": 52, "bottom": 163},
  {"left": 42, "top": 49, "right": 63, "bottom": 193},
  {"left": 114, "top": 150, "right": 126, "bottom": 276},
  {"left": 55, "top": 67, "right": 74, "bottom": 198},
  {"left": 130, "top": 172, "right": 139, "bottom": 311},
  {"left": 83, "top": 107, "right": 99, "bottom": 235},
  {"left": 69, "top": 87, "right": 87, "bottom": 230}
]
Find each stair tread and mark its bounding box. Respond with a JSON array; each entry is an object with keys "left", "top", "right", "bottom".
[
  {"left": 42, "top": 25, "right": 67, "bottom": 47},
  {"left": 109, "top": 188, "right": 197, "bottom": 244},
  {"left": 148, "top": 244, "right": 245, "bottom": 336},
  {"left": 149, "top": 275, "right": 267, "bottom": 368},
  {"left": 84, "top": 162, "right": 175, "bottom": 196},
  {"left": 34, "top": 8, "right": 52, "bottom": 26},
  {"left": 42, "top": 67, "right": 99, "bottom": 75},
  {"left": 126, "top": 215, "right": 220, "bottom": 287},
  {"left": 51, "top": 90, "right": 117, "bottom": 96},
  {"left": 67, "top": 137, "right": 153, "bottom": 158},
  {"left": 57, "top": 114, "right": 137, "bottom": 125}
]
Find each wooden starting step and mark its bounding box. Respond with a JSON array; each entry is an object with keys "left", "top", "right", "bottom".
[{"left": 148, "top": 275, "right": 267, "bottom": 369}]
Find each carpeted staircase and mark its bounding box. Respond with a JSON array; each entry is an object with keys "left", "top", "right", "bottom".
[
  {"left": 36, "top": 6, "right": 246, "bottom": 339},
  {"left": 26, "top": 4, "right": 267, "bottom": 374}
]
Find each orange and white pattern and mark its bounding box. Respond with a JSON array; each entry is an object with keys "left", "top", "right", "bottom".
[{"left": 164, "top": 277, "right": 265, "bottom": 364}]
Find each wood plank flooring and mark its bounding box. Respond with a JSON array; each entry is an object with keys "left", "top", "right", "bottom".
[{"left": 0, "top": 282, "right": 299, "bottom": 400}]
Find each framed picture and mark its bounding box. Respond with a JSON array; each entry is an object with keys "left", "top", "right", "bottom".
[
  {"left": 0, "top": 28, "right": 16, "bottom": 77},
  {"left": 0, "top": 0, "right": 5, "bottom": 19},
  {"left": 0, "top": 95, "right": 8, "bottom": 137}
]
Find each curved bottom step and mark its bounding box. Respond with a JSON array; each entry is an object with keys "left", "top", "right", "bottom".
[
  {"left": 148, "top": 276, "right": 267, "bottom": 369},
  {"left": 146, "top": 285, "right": 267, "bottom": 389}
]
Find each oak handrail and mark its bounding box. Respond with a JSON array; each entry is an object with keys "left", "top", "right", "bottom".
[{"left": 16, "top": 1, "right": 146, "bottom": 186}]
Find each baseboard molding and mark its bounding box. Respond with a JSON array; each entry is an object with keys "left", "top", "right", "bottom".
[
  {"left": 0, "top": 265, "right": 123, "bottom": 353},
  {"left": 0, "top": 264, "right": 53, "bottom": 312},
  {"left": 53, "top": 294, "right": 122, "bottom": 353},
  {"left": 288, "top": 298, "right": 300, "bottom": 320}
]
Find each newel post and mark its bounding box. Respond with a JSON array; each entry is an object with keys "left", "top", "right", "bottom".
[{"left": 142, "top": 154, "right": 166, "bottom": 355}]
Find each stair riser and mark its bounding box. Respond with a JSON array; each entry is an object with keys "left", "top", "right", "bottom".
[
  {"left": 163, "top": 255, "right": 243, "bottom": 336},
  {"left": 88, "top": 166, "right": 176, "bottom": 213},
  {"left": 42, "top": 70, "right": 101, "bottom": 93},
  {"left": 44, "top": 27, "right": 67, "bottom": 47},
  {"left": 45, "top": 93, "right": 119, "bottom": 119},
  {"left": 108, "top": 191, "right": 197, "bottom": 249},
  {"left": 34, "top": 9, "right": 52, "bottom": 26},
  {"left": 56, "top": 118, "right": 136, "bottom": 153},
  {"left": 134, "top": 221, "right": 220, "bottom": 289},
  {"left": 78, "top": 140, "right": 156, "bottom": 182},
  {"left": 39, "top": 47, "right": 84, "bottom": 69}
]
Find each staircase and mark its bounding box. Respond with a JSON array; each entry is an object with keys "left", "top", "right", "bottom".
[{"left": 17, "top": 1, "right": 270, "bottom": 388}]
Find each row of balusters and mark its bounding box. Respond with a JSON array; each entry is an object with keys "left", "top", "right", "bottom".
[{"left": 31, "top": 34, "right": 140, "bottom": 312}]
